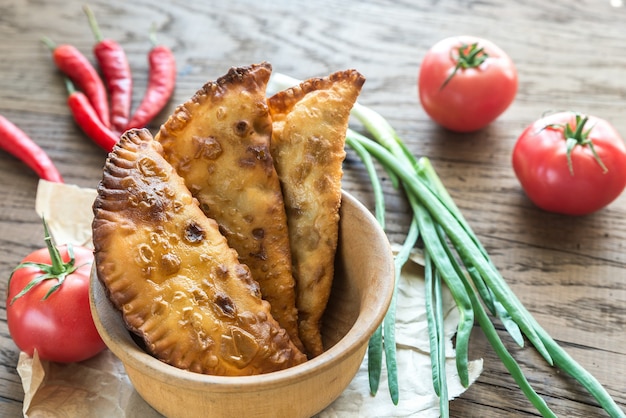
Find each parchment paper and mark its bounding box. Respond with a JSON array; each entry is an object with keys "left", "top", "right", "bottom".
[{"left": 17, "top": 179, "right": 482, "bottom": 417}]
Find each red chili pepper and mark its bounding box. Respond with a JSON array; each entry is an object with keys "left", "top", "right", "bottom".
[
  {"left": 65, "top": 79, "right": 119, "bottom": 152},
  {"left": 125, "top": 28, "right": 176, "bottom": 130},
  {"left": 42, "top": 36, "right": 110, "bottom": 129},
  {"left": 0, "top": 115, "right": 63, "bottom": 183},
  {"left": 83, "top": 5, "right": 132, "bottom": 134}
]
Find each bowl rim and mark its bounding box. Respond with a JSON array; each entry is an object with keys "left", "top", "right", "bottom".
[{"left": 90, "top": 190, "right": 394, "bottom": 392}]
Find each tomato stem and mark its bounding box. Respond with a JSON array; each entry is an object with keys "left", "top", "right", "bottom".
[
  {"left": 9, "top": 217, "right": 79, "bottom": 303},
  {"left": 441, "top": 42, "right": 489, "bottom": 89},
  {"left": 560, "top": 114, "right": 607, "bottom": 176},
  {"left": 43, "top": 216, "right": 66, "bottom": 276}
]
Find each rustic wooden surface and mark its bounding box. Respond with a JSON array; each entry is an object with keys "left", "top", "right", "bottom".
[{"left": 1, "top": 0, "right": 625, "bottom": 416}]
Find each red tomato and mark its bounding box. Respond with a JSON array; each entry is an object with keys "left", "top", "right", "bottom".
[
  {"left": 6, "top": 241, "right": 106, "bottom": 363},
  {"left": 512, "top": 112, "right": 626, "bottom": 215},
  {"left": 418, "top": 36, "right": 518, "bottom": 133}
]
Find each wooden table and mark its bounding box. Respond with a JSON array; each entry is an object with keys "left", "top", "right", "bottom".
[{"left": 1, "top": 0, "right": 625, "bottom": 416}]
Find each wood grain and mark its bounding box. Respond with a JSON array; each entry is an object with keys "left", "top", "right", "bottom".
[{"left": 1, "top": 0, "right": 625, "bottom": 416}]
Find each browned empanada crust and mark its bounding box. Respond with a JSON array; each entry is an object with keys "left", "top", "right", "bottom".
[
  {"left": 154, "top": 63, "right": 304, "bottom": 351},
  {"left": 268, "top": 69, "right": 365, "bottom": 357},
  {"left": 92, "top": 128, "right": 306, "bottom": 376}
]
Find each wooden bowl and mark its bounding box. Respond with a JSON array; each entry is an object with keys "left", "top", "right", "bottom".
[{"left": 89, "top": 191, "right": 394, "bottom": 418}]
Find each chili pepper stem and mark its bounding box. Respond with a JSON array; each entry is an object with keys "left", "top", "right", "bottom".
[
  {"left": 149, "top": 22, "right": 159, "bottom": 46},
  {"left": 41, "top": 35, "right": 57, "bottom": 51},
  {"left": 83, "top": 5, "right": 104, "bottom": 42}
]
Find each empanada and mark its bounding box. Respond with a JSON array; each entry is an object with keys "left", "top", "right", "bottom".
[
  {"left": 154, "top": 62, "right": 303, "bottom": 350},
  {"left": 92, "top": 128, "right": 306, "bottom": 376},
  {"left": 268, "top": 69, "right": 365, "bottom": 357}
]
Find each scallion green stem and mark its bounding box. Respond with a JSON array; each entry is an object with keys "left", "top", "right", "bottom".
[
  {"left": 348, "top": 131, "right": 551, "bottom": 361},
  {"left": 424, "top": 251, "right": 443, "bottom": 396},
  {"left": 383, "top": 193, "right": 418, "bottom": 399},
  {"left": 347, "top": 134, "right": 391, "bottom": 397},
  {"left": 461, "top": 274, "right": 557, "bottom": 417},
  {"left": 346, "top": 135, "right": 386, "bottom": 228},
  {"left": 348, "top": 133, "right": 410, "bottom": 402},
  {"left": 367, "top": 325, "right": 383, "bottom": 396},
  {"left": 383, "top": 216, "right": 420, "bottom": 404},
  {"left": 433, "top": 268, "right": 449, "bottom": 416},
  {"left": 414, "top": 198, "right": 473, "bottom": 388},
  {"left": 417, "top": 159, "right": 524, "bottom": 346},
  {"left": 425, "top": 251, "right": 449, "bottom": 415},
  {"left": 530, "top": 316, "right": 626, "bottom": 418}
]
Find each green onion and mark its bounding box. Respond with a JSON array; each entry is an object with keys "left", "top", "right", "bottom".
[
  {"left": 414, "top": 196, "right": 473, "bottom": 388},
  {"left": 349, "top": 136, "right": 387, "bottom": 396},
  {"left": 384, "top": 214, "right": 420, "bottom": 404},
  {"left": 424, "top": 251, "right": 448, "bottom": 415},
  {"left": 348, "top": 117, "right": 624, "bottom": 417},
  {"left": 346, "top": 132, "right": 419, "bottom": 404},
  {"left": 269, "top": 73, "right": 625, "bottom": 418},
  {"left": 367, "top": 324, "right": 383, "bottom": 396}
]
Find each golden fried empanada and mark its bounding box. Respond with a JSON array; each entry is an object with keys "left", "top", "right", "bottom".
[
  {"left": 268, "top": 69, "right": 365, "bottom": 357},
  {"left": 154, "top": 63, "right": 304, "bottom": 351},
  {"left": 92, "top": 128, "right": 306, "bottom": 376}
]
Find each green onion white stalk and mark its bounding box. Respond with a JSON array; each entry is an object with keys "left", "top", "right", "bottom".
[{"left": 269, "top": 73, "right": 626, "bottom": 418}]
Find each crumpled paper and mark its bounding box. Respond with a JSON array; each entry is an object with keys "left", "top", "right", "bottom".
[
  {"left": 17, "top": 179, "right": 482, "bottom": 417},
  {"left": 34, "top": 181, "right": 98, "bottom": 250},
  {"left": 18, "top": 350, "right": 159, "bottom": 418}
]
